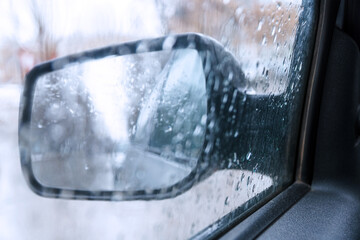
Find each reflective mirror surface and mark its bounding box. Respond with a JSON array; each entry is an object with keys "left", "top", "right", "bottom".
[{"left": 30, "top": 49, "right": 207, "bottom": 191}]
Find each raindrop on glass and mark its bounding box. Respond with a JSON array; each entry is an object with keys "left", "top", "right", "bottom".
[
  {"left": 224, "top": 196, "right": 230, "bottom": 205},
  {"left": 246, "top": 152, "right": 252, "bottom": 160}
]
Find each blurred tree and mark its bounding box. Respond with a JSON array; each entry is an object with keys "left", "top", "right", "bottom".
[
  {"left": 0, "top": 0, "right": 58, "bottom": 83},
  {"left": 28, "top": 0, "right": 58, "bottom": 62}
]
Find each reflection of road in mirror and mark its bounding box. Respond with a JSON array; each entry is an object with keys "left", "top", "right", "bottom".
[
  {"left": 30, "top": 49, "right": 206, "bottom": 183},
  {"left": 29, "top": 48, "right": 207, "bottom": 195},
  {"left": 32, "top": 146, "right": 194, "bottom": 191}
]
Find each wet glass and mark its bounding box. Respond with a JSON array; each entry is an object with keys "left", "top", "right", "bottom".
[
  {"left": 0, "top": 0, "right": 316, "bottom": 239},
  {"left": 30, "top": 49, "right": 207, "bottom": 191}
]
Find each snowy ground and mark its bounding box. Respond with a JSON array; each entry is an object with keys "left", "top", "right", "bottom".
[{"left": 0, "top": 84, "right": 272, "bottom": 240}]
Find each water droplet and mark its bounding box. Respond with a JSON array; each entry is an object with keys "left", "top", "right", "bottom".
[
  {"left": 224, "top": 197, "right": 230, "bottom": 205},
  {"left": 164, "top": 126, "right": 172, "bottom": 133},
  {"left": 273, "top": 34, "right": 278, "bottom": 43},
  {"left": 262, "top": 36, "right": 267, "bottom": 45},
  {"left": 193, "top": 125, "right": 202, "bottom": 136},
  {"left": 235, "top": 181, "right": 241, "bottom": 191},
  {"left": 228, "top": 71, "right": 234, "bottom": 81},
  {"left": 37, "top": 123, "right": 43, "bottom": 129},
  {"left": 201, "top": 115, "right": 207, "bottom": 125},
  {"left": 257, "top": 19, "right": 264, "bottom": 31},
  {"left": 222, "top": 94, "right": 228, "bottom": 103},
  {"left": 214, "top": 78, "right": 220, "bottom": 91},
  {"left": 235, "top": 7, "right": 243, "bottom": 16},
  {"left": 131, "top": 125, "right": 136, "bottom": 135},
  {"left": 208, "top": 120, "right": 215, "bottom": 129},
  {"left": 271, "top": 26, "right": 276, "bottom": 36},
  {"left": 204, "top": 143, "right": 212, "bottom": 154},
  {"left": 253, "top": 163, "right": 259, "bottom": 173},
  {"left": 241, "top": 93, "right": 247, "bottom": 102},
  {"left": 246, "top": 152, "right": 252, "bottom": 160},
  {"left": 241, "top": 172, "right": 245, "bottom": 181}
]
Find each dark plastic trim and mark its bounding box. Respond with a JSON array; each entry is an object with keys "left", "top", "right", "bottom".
[{"left": 296, "top": 0, "right": 341, "bottom": 184}]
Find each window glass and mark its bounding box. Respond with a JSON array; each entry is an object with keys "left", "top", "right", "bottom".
[{"left": 0, "top": 0, "right": 316, "bottom": 239}]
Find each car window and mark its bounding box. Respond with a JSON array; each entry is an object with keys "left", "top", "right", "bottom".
[{"left": 0, "top": 0, "right": 316, "bottom": 239}]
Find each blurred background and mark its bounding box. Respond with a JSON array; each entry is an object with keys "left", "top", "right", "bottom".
[{"left": 0, "top": 0, "right": 301, "bottom": 239}]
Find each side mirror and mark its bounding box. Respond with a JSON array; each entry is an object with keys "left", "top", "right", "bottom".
[{"left": 19, "top": 33, "right": 246, "bottom": 200}]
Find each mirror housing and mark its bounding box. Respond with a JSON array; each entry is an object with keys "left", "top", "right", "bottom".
[{"left": 19, "top": 33, "right": 245, "bottom": 201}]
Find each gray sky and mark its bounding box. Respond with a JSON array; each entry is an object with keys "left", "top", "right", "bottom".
[{"left": 0, "top": 0, "right": 163, "bottom": 46}]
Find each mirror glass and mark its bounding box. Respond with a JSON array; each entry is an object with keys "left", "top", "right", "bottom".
[{"left": 30, "top": 49, "right": 207, "bottom": 191}]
